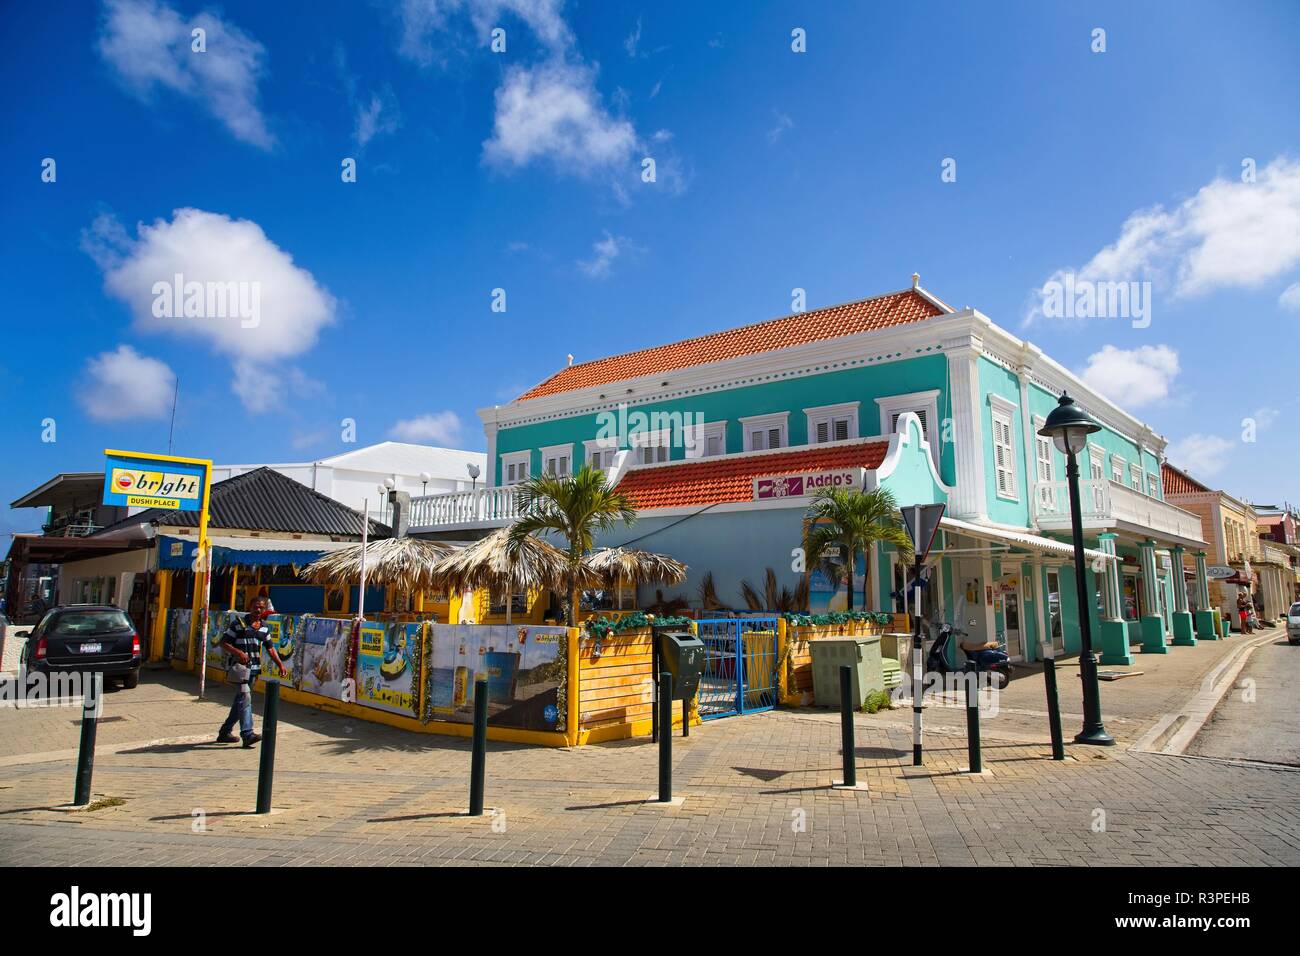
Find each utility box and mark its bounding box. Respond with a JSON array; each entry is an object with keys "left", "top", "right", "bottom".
[
  {"left": 809, "top": 636, "right": 884, "bottom": 707},
  {"left": 658, "top": 631, "right": 705, "bottom": 702}
]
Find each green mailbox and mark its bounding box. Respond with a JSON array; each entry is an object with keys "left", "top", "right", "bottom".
[{"left": 658, "top": 630, "right": 705, "bottom": 701}]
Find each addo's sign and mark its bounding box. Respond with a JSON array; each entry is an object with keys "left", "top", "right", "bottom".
[{"left": 753, "top": 469, "right": 858, "bottom": 500}]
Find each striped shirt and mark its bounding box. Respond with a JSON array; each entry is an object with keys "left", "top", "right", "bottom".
[{"left": 224, "top": 614, "right": 272, "bottom": 678}]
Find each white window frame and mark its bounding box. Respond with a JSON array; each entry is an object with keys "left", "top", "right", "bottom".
[
  {"left": 684, "top": 420, "right": 728, "bottom": 459},
  {"left": 804, "top": 401, "right": 859, "bottom": 445},
  {"left": 500, "top": 450, "right": 531, "bottom": 486},
  {"left": 875, "top": 390, "right": 940, "bottom": 466},
  {"left": 583, "top": 437, "right": 619, "bottom": 471},
  {"left": 630, "top": 427, "right": 673, "bottom": 465},
  {"left": 1110, "top": 453, "right": 1126, "bottom": 485},
  {"left": 989, "top": 395, "right": 1019, "bottom": 502},
  {"left": 1032, "top": 415, "right": 1056, "bottom": 510},
  {"left": 739, "top": 412, "right": 789, "bottom": 452},
  {"left": 1129, "top": 462, "right": 1143, "bottom": 491},
  {"left": 1146, "top": 473, "right": 1159, "bottom": 498},
  {"left": 539, "top": 443, "right": 573, "bottom": 478}
]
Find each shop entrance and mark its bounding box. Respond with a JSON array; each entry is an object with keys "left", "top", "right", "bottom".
[
  {"left": 1002, "top": 583, "right": 1024, "bottom": 661},
  {"left": 694, "top": 617, "right": 780, "bottom": 719}
]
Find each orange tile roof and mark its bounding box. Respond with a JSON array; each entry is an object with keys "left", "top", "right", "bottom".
[
  {"left": 518, "top": 288, "right": 947, "bottom": 401},
  {"left": 1162, "top": 462, "right": 1209, "bottom": 496},
  {"left": 617, "top": 441, "right": 890, "bottom": 511}
]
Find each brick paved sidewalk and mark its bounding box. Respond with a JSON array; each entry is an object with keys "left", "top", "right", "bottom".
[{"left": 0, "top": 666, "right": 1296, "bottom": 867}]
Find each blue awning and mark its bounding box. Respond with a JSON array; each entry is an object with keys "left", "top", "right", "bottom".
[{"left": 157, "top": 535, "right": 354, "bottom": 570}]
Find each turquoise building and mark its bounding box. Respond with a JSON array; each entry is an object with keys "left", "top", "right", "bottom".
[{"left": 411, "top": 279, "right": 1211, "bottom": 664}]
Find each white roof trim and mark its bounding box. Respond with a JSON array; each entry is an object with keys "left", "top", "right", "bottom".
[{"left": 940, "top": 515, "right": 1115, "bottom": 563}]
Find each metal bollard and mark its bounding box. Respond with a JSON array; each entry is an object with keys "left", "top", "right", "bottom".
[
  {"left": 255, "top": 680, "right": 280, "bottom": 814},
  {"left": 839, "top": 665, "right": 856, "bottom": 788},
  {"left": 468, "top": 678, "right": 488, "bottom": 816},
  {"left": 965, "top": 672, "right": 982, "bottom": 774},
  {"left": 1042, "top": 652, "right": 1065, "bottom": 760},
  {"left": 658, "top": 671, "right": 672, "bottom": 802},
  {"left": 73, "top": 672, "right": 103, "bottom": 807}
]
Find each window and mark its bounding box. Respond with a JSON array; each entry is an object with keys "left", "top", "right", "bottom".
[
  {"left": 684, "top": 421, "right": 727, "bottom": 459},
  {"left": 875, "top": 390, "right": 941, "bottom": 465},
  {"left": 739, "top": 412, "right": 789, "bottom": 452},
  {"left": 1111, "top": 454, "right": 1126, "bottom": 484},
  {"left": 1033, "top": 417, "right": 1056, "bottom": 509},
  {"left": 805, "top": 402, "right": 859, "bottom": 445},
  {"left": 1146, "top": 473, "right": 1159, "bottom": 498},
  {"left": 1129, "top": 463, "right": 1142, "bottom": 491},
  {"left": 630, "top": 429, "right": 672, "bottom": 465},
  {"left": 540, "top": 443, "right": 572, "bottom": 477},
  {"left": 584, "top": 438, "right": 618, "bottom": 471},
  {"left": 991, "top": 407, "right": 1018, "bottom": 500},
  {"left": 501, "top": 451, "right": 530, "bottom": 485}
]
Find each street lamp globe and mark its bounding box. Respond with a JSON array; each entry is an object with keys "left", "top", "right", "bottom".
[{"left": 1038, "top": 392, "right": 1100, "bottom": 455}]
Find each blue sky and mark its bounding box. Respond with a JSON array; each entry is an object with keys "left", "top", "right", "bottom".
[{"left": 3, "top": 0, "right": 1299, "bottom": 535}]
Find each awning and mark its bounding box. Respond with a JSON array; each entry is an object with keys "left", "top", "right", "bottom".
[
  {"left": 938, "top": 517, "right": 1115, "bottom": 564},
  {"left": 157, "top": 534, "right": 359, "bottom": 570}
]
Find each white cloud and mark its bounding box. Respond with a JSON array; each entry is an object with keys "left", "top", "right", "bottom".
[
  {"left": 577, "top": 231, "right": 630, "bottom": 278},
  {"left": 1166, "top": 434, "right": 1234, "bottom": 478},
  {"left": 231, "top": 362, "right": 323, "bottom": 414},
  {"left": 1078, "top": 344, "right": 1180, "bottom": 409},
  {"left": 355, "top": 89, "right": 401, "bottom": 147},
  {"left": 624, "top": 17, "right": 642, "bottom": 57},
  {"left": 78, "top": 345, "right": 176, "bottom": 422},
  {"left": 484, "top": 61, "right": 637, "bottom": 174},
  {"left": 389, "top": 411, "right": 464, "bottom": 445},
  {"left": 398, "top": 0, "right": 571, "bottom": 65},
  {"left": 1251, "top": 406, "right": 1279, "bottom": 431},
  {"left": 1281, "top": 281, "right": 1300, "bottom": 312},
  {"left": 767, "top": 111, "right": 794, "bottom": 145},
  {"left": 1027, "top": 157, "right": 1300, "bottom": 323},
  {"left": 83, "top": 208, "right": 336, "bottom": 411},
  {"left": 97, "top": 0, "right": 274, "bottom": 149}
]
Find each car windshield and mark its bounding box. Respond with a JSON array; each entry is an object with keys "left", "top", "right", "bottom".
[
  {"left": 1290, "top": 603, "right": 1300, "bottom": 617},
  {"left": 49, "top": 610, "right": 132, "bottom": 636}
]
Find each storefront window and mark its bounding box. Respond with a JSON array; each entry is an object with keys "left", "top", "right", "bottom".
[
  {"left": 1046, "top": 571, "right": 1063, "bottom": 643},
  {"left": 1122, "top": 575, "right": 1140, "bottom": 621}
]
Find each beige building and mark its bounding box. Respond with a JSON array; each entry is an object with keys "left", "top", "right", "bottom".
[{"left": 1161, "top": 463, "right": 1268, "bottom": 622}]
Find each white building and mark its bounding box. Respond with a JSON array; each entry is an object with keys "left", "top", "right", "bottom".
[{"left": 212, "top": 441, "right": 487, "bottom": 525}]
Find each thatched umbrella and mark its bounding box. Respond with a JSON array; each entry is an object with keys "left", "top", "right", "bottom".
[
  {"left": 584, "top": 547, "right": 687, "bottom": 611},
  {"left": 302, "top": 537, "right": 456, "bottom": 607},
  {"left": 430, "top": 527, "right": 595, "bottom": 623}
]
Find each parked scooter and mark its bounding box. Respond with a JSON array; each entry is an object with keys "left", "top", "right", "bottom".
[{"left": 924, "top": 621, "right": 1015, "bottom": 690}]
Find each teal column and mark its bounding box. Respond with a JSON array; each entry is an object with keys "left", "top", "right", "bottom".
[
  {"left": 1096, "top": 533, "right": 1132, "bottom": 665},
  {"left": 1138, "top": 539, "right": 1168, "bottom": 654},
  {"left": 1170, "top": 545, "right": 1196, "bottom": 646}
]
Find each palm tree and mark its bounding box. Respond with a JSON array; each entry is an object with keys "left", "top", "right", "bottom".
[
  {"left": 802, "top": 487, "right": 912, "bottom": 612},
  {"left": 509, "top": 465, "right": 637, "bottom": 625}
]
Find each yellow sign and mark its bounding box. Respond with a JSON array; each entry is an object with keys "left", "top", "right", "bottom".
[{"left": 108, "top": 467, "right": 201, "bottom": 503}]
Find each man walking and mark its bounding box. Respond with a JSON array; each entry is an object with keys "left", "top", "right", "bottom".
[{"left": 216, "top": 596, "right": 286, "bottom": 747}]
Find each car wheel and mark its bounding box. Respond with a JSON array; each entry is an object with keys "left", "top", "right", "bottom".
[{"left": 122, "top": 670, "right": 140, "bottom": 690}]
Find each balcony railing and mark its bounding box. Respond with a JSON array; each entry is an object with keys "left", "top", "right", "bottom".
[
  {"left": 408, "top": 486, "right": 523, "bottom": 530},
  {"left": 1033, "top": 478, "right": 1204, "bottom": 543}
]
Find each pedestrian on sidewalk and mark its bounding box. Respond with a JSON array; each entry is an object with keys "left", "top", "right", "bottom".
[
  {"left": 1237, "top": 591, "right": 1253, "bottom": 634},
  {"left": 216, "top": 596, "right": 286, "bottom": 748}
]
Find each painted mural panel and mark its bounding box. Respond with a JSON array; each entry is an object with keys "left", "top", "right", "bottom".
[
  {"left": 298, "top": 615, "right": 351, "bottom": 700},
  {"left": 356, "top": 621, "right": 420, "bottom": 715},
  {"left": 427, "top": 624, "right": 568, "bottom": 731}
]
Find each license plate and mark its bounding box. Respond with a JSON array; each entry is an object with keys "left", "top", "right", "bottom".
[{"left": 79, "top": 643, "right": 102, "bottom": 654}]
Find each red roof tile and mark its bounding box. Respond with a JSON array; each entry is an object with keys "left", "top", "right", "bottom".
[
  {"left": 617, "top": 441, "right": 890, "bottom": 511},
  {"left": 518, "top": 288, "right": 947, "bottom": 401},
  {"left": 1162, "top": 462, "right": 1209, "bottom": 496}
]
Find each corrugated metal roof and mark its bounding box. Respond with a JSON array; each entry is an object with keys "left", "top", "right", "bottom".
[{"left": 94, "top": 467, "right": 389, "bottom": 538}]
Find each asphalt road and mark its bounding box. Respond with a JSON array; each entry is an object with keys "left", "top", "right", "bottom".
[{"left": 1188, "top": 630, "right": 1300, "bottom": 766}]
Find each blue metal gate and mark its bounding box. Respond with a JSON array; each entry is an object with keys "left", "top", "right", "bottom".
[{"left": 694, "top": 617, "right": 780, "bottom": 719}]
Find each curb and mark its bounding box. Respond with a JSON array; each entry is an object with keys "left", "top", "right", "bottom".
[{"left": 1128, "top": 631, "right": 1277, "bottom": 757}]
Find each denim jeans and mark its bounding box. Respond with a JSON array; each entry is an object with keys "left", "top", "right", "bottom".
[{"left": 220, "top": 683, "right": 255, "bottom": 739}]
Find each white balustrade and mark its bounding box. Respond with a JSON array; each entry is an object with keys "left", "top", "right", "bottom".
[
  {"left": 1031, "top": 478, "right": 1203, "bottom": 542},
  {"left": 407, "top": 486, "right": 523, "bottom": 530}
]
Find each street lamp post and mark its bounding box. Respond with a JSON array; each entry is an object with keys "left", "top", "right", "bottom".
[{"left": 1038, "top": 392, "right": 1115, "bottom": 746}]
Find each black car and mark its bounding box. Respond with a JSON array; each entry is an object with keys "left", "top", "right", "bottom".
[{"left": 21, "top": 605, "right": 142, "bottom": 689}]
